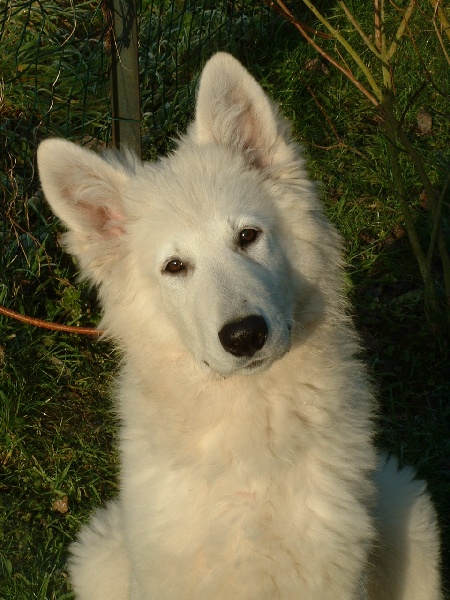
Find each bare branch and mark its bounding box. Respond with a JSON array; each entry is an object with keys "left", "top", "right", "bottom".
[
  {"left": 0, "top": 305, "right": 103, "bottom": 336},
  {"left": 374, "top": 0, "right": 382, "bottom": 52},
  {"left": 339, "top": 1, "right": 383, "bottom": 60},
  {"left": 387, "top": 0, "right": 416, "bottom": 60},
  {"left": 429, "top": 0, "right": 450, "bottom": 44},
  {"left": 267, "top": 0, "right": 381, "bottom": 106},
  {"left": 299, "top": 0, "right": 383, "bottom": 100},
  {"left": 431, "top": 0, "right": 450, "bottom": 64}
]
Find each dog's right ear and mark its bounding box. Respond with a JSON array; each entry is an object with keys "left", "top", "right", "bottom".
[
  {"left": 37, "top": 139, "right": 129, "bottom": 283},
  {"left": 191, "top": 53, "right": 296, "bottom": 170}
]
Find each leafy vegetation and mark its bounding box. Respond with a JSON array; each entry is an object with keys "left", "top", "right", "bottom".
[
  {"left": 1, "top": 1, "right": 449, "bottom": 598},
  {"left": 269, "top": 0, "right": 450, "bottom": 329}
]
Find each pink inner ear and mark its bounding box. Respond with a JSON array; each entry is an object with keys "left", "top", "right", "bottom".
[{"left": 79, "top": 202, "right": 125, "bottom": 240}]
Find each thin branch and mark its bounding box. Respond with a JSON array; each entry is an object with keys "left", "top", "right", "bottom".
[
  {"left": 267, "top": 0, "right": 380, "bottom": 106},
  {"left": 299, "top": 0, "right": 383, "bottom": 100},
  {"left": 374, "top": 0, "right": 382, "bottom": 52},
  {"left": 398, "top": 79, "right": 428, "bottom": 127},
  {"left": 427, "top": 171, "right": 450, "bottom": 270},
  {"left": 405, "top": 16, "right": 450, "bottom": 97},
  {"left": 431, "top": 2, "right": 450, "bottom": 65},
  {"left": 387, "top": 0, "right": 416, "bottom": 60},
  {"left": 0, "top": 305, "right": 103, "bottom": 336},
  {"left": 429, "top": 0, "right": 450, "bottom": 44},
  {"left": 433, "top": 22, "right": 450, "bottom": 65},
  {"left": 385, "top": 107, "right": 450, "bottom": 304},
  {"left": 299, "top": 78, "right": 372, "bottom": 161},
  {"left": 383, "top": 109, "right": 428, "bottom": 285},
  {"left": 339, "top": 1, "right": 383, "bottom": 60},
  {"left": 302, "top": 79, "right": 343, "bottom": 143}
]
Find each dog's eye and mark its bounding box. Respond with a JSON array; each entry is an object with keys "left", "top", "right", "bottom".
[
  {"left": 164, "top": 259, "right": 186, "bottom": 274},
  {"left": 239, "top": 228, "right": 260, "bottom": 249}
]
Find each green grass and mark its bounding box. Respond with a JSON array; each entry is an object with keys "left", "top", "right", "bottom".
[
  {"left": 0, "top": 328, "right": 119, "bottom": 599},
  {"left": 1, "top": 1, "right": 449, "bottom": 598}
]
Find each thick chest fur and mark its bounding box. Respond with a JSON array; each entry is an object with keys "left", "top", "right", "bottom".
[{"left": 118, "top": 360, "right": 376, "bottom": 599}]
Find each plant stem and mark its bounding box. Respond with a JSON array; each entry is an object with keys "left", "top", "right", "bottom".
[
  {"left": 429, "top": 0, "right": 450, "bottom": 44},
  {"left": 382, "top": 98, "right": 427, "bottom": 283},
  {"left": 339, "top": 1, "right": 382, "bottom": 60},
  {"left": 392, "top": 120, "right": 450, "bottom": 308},
  {"left": 383, "top": 98, "right": 441, "bottom": 325},
  {"left": 267, "top": 0, "right": 380, "bottom": 106},
  {"left": 268, "top": 0, "right": 450, "bottom": 325},
  {"left": 300, "top": 0, "right": 383, "bottom": 101},
  {"left": 387, "top": 0, "right": 415, "bottom": 60}
]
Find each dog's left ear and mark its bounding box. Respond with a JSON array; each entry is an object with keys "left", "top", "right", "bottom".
[
  {"left": 37, "top": 139, "right": 130, "bottom": 285},
  {"left": 191, "top": 53, "right": 295, "bottom": 169}
]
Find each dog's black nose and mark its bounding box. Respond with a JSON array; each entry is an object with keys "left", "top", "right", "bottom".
[{"left": 218, "top": 315, "right": 268, "bottom": 357}]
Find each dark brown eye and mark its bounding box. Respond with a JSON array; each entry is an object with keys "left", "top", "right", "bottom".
[
  {"left": 165, "top": 259, "right": 186, "bottom": 274},
  {"left": 239, "top": 228, "right": 259, "bottom": 249}
]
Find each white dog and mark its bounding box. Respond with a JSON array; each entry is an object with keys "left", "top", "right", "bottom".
[{"left": 37, "top": 53, "right": 441, "bottom": 599}]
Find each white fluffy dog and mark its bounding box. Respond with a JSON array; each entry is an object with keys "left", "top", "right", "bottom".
[{"left": 37, "top": 53, "right": 441, "bottom": 599}]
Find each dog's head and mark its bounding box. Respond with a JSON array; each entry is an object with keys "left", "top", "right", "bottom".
[{"left": 38, "top": 53, "right": 335, "bottom": 377}]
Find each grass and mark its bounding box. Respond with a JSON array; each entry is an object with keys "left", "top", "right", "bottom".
[
  {"left": 1, "top": 1, "right": 449, "bottom": 598},
  {"left": 0, "top": 330, "right": 118, "bottom": 600}
]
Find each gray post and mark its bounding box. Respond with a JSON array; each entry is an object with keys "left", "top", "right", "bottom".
[{"left": 109, "top": 0, "right": 141, "bottom": 158}]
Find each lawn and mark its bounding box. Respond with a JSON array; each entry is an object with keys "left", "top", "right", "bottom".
[{"left": 1, "top": 1, "right": 449, "bottom": 598}]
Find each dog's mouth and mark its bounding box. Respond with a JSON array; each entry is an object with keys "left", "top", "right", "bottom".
[
  {"left": 202, "top": 356, "right": 267, "bottom": 371},
  {"left": 243, "top": 357, "right": 267, "bottom": 370},
  {"left": 203, "top": 344, "right": 289, "bottom": 377}
]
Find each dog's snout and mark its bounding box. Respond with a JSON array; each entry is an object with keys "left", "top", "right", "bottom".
[{"left": 218, "top": 315, "right": 268, "bottom": 357}]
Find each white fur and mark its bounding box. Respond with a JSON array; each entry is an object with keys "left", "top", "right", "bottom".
[{"left": 37, "top": 53, "right": 441, "bottom": 599}]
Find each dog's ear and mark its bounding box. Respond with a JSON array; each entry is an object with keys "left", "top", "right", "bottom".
[
  {"left": 37, "top": 139, "right": 129, "bottom": 283},
  {"left": 192, "top": 53, "right": 295, "bottom": 169}
]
